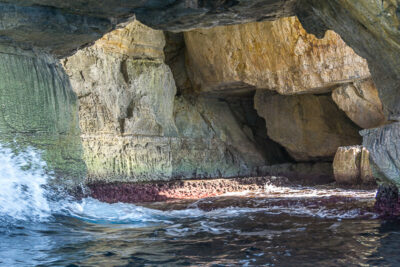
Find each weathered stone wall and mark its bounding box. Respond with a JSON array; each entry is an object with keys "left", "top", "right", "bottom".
[
  {"left": 0, "top": 47, "right": 86, "bottom": 187},
  {"left": 63, "top": 21, "right": 288, "bottom": 183}
]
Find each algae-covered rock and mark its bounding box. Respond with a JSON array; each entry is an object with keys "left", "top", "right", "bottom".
[{"left": 0, "top": 48, "right": 86, "bottom": 187}]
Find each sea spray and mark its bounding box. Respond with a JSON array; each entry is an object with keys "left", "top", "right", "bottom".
[{"left": 0, "top": 145, "right": 51, "bottom": 221}]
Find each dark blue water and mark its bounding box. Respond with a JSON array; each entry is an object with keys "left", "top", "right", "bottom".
[{"left": 1, "top": 146, "right": 400, "bottom": 266}]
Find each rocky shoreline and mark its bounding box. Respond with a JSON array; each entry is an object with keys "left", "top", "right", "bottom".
[{"left": 87, "top": 176, "right": 292, "bottom": 204}]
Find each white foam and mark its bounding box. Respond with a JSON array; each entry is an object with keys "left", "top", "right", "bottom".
[
  {"left": 0, "top": 145, "right": 378, "bottom": 226},
  {"left": 0, "top": 146, "right": 51, "bottom": 221}
]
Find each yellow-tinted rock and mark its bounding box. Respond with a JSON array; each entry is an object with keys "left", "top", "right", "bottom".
[
  {"left": 332, "top": 79, "right": 386, "bottom": 129},
  {"left": 333, "top": 146, "right": 362, "bottom": 184},
  {"left": 254, "top": 91, "right": 361, "bottom": 161},
  {"left": 360, "top": 147, "right": 375, "bottom": 184},
  {"left": 333, "top": 146, "right": 375, "bottom": 184},
  {"left": 94, "top": 20, "right": 165, "bottom": 59},
  {"left": 184, "top": 16, "right": 370, "bottom": 95}
]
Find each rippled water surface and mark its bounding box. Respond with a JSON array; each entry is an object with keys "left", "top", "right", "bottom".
[{"left": 1, "top": 146, "right": 400, "bottom": 266}]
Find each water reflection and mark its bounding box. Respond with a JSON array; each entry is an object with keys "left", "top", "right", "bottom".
[{"left": 3, "top": 192, "right": 400, "bottom": 266}]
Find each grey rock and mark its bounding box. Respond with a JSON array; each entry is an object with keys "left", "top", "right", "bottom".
[{"left": 361, "top": 123, "right": 400, "bottom": 188}]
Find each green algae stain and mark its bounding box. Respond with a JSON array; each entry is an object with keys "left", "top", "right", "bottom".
[{"left": 0, "top": 52, "right": 86, "bottom": 187}]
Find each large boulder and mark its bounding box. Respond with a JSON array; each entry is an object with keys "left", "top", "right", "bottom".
[
  {"left": 184, "top": 16, "right": 370, "bottom": 95},
  {"left": 333, "top": 146, "right": 374, "bottom": 184},
  {"left": 332, "top": 79, "right": 386, "bottom": 129},
  {"left": 254, "top": 91, "right": 361, "bottom": 161}
]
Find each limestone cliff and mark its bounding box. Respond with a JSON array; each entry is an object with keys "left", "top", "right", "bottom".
[
  {"left": 2, "top": 0, "right": 400, "bottom": 190},
  {"left": 0, "top": 47, "right": 85, "bottom": 187},
  {"left": 63, "top": 21, "right": 288, "bottom": 183}
]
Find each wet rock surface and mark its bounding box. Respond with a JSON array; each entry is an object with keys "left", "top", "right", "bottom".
[
  {"left": 0, "top": 48, "right": 85, "bottom": 188},
  {"left": 88, "top": 176, "right": 291, "bottom": 204}
]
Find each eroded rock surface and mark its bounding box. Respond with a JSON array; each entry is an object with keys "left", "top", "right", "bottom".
[
  {"left": 333, "top": 146, "right": 374, "bottom": 184},
  {"left": 184, "top": 16, "right": 370, "bottom": 95},
  {"left": 332, "top": 79, "right": 386, "bottom": 129},
  {"left": 297, "top": 0, "right": 400, "bottom": 118},
  {"left": 362, "top": 123, "right": 400, "bottom": 188},
  {"left": 254, "top": 91, "right": 361, "bottom": 161},
  {"left": 64, "top": 21, "right": 288, "bottom": 183},
  {"left": 0, "top": 0, "right": 298, "bottom": 57},
  {"left": 0, "top": 47, "right": 85, "bottom": 187}
]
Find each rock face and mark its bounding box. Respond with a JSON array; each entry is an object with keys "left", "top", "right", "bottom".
[
  {"left": 184, "top": 16, "right": 370, "bottom": 95},
  {"left": 332, "top": 79, "right": 386, "bottom": 129},
  {"left": 0, "top": 0, "right": 297, "bottom": 57},
  {"left": 333, "top": 146, "right": 374, "bottom": 184},
  {"left": 0, "top": 47, "right": 86, "bottom": 187},
  {"left": 297, "top": 0, "right": 400, "bottom": 118},
  {"left": 64, "top": 21, "right": 288, "bottom": 183},
  {"left": 362, "top": 123, "right": 400, "bottom": 188},
  {"left": 254, "top": 91, "right": 361, "bottom": 161}
]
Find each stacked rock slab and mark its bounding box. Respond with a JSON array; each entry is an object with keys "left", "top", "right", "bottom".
[
  {"left": 333, "top": 146, "right": 374, "bottom": 184},
  {"left": 63, "top": 21, "right": 285, "bottom": 183}
]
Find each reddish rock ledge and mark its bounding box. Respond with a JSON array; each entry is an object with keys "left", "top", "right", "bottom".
[{"left": 87, "top": 176, "right": 290, "bottom": 204}]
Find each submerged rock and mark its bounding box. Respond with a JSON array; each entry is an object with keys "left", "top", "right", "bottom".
[
  {"left": 254, "top": 91, "right": 361, "bottom": 161},
  {"left": 332, "top": 79, "right": 386, "bottom": 129},
  {"left": 184, "top": 16, "right": 370, "bottom": 95}
]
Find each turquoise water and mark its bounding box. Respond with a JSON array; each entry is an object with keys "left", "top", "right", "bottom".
[{"left": 1, "top": 146, "right": 399, "bottom": 266}]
